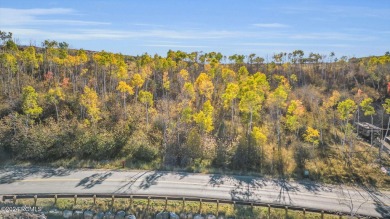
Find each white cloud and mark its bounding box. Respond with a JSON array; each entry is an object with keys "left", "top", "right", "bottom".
[
  {"left": 238, "top": 42, "right": 350, "bottom": 48},
  {"left": 0, "top": 7, "right": 108, "bottom": 26},
  {"left": 6, "top": 28, "right": 257, "bottom": 41},
  {"left": 253, "top": 23, "right": 290, "bottom": 28},
  {"left": 289, "top": 32, "right": 376, "bottom": 41},
  {"left": 6, "top": 26, "right": 376, "bottom": 46},
  {"left": 143, "top": 44, "right": 208, "bottom": 48},
  {"left": 0, "top": 7, "right": 73, "bottom": 15},
  {"left": 282, "top": 5, "right": 390, "bottom": 18},
  {"left": 0, "top": 7, "right": 378, "bottom": 53},
  {"left": 132, "top": 23, "right": 166, "bottom": 28},
  {"left": 32, "top": 19, "right": 110, "bottom": 26}
]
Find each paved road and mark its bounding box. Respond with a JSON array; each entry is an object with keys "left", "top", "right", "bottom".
[{"left": 0, "top": 167, "right": 389, "bottom": 217}]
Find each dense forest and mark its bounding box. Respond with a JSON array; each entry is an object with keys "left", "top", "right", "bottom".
[{"left": 0, "top": 31, "right": 389, "bottom": 186}]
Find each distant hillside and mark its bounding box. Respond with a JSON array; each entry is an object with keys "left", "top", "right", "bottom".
[{"left": 1, "top": 36, "right": 389, "bottom": 187}]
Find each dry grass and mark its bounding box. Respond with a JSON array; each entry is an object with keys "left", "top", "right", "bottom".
[{"left": 1, "top": 197, "right": 355, "bottom": 218}]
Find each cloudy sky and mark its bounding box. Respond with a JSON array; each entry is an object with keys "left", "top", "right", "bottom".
[{"left": 0, "top": 0, "right": 389, "bottom": 57}]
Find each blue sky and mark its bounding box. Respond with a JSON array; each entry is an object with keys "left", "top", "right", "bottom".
[{"left": 0, "top": 0, "right": 389, "bottom": 58}]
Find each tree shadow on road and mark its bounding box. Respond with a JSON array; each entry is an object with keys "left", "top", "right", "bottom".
[
  {"left": 295, "top": 180, "right": 323, "bottom": 194},
  {"left": 75, "top": 172, "right": 113, "bottom": 189},
  {"left": 138, "top": 172, "right": 166, "bottom": 190},
  {"left": 114, "top": 171, "right": 152, "bottom": 193},
  {"left": 360, "top": 185, "right": 390, "bottom": 218},
  {"left": 334, "top": 184, "right": 390, "bottom": 217},
  {"left": 208, "top": 174, "right": 267, "bottom": 202},
  {"left": 138, "top": 171, "right": 189, "bottom": 190},
  {"left": 207, "top": 174, "right": 309, "bottom": 206},
  {"left": 41, "top": 168, "right": 71, "bottom": 178},
  {"left": 272, "top": 178, "right": 300, "bottom": 205},
  {"left": 0, "top": 167, "right": 72, "bottom": 184},
  {"left": 374, "top": 201, "right": 390, "bottom": 218}
]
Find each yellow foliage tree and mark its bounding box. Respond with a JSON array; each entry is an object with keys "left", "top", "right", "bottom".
[
  {"left": 303, "top": 126, "right": 320, "bottom": 146},
  {"left": 139, "top": 90, "right": 153, "bottom": 127},
  {"left": 195, "top": 72, "right": 214, "bottom": 100},
  {"left": 179, "top": 69, "right": 189, "bottom": 81},
  {"left": 22, "top": 86, "right": 43, "bottom": 120},
  {"left": 252, "top": 126, "right": 267, "bottom": 145},
  {"left": 46, "top": 86, "right": 65, "bottom": 121},
  {"left": 286, "top": 100, "right": 305, "bottom": 134},
  {"left": 337, "top": 99, "right": 357, "bottom": 147},
  {"left": 324, "top": 90, "right": 341, "bottom": 109},
  {"left": 131, "top": 73, "right": 144, "bottom": 99},
  {"left": 116, "top": 81, "right": 134, "bottom": 119},
  {"left": 268, "top": 76, "right": 290, "bottom": 147},
  {"left": 80, "top": 86, "right": 101, "bottom": 125},
  {"left": 193, "top": 100, "right": 214, "bottom": 133}
]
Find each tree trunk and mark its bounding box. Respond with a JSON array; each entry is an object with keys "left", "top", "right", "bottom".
[
  {"left": 146, "top": 103, "right": 149, "bottom": 127},
  {"left": 385, "top": 117, "right": 390, "bottom": 140},
  {"left": 260, "top": 144, "right": 263, "bottom": 175},
  {"left": 370, "top": 115, "right": 374, "bottom": 146},
  {"left": 16, "top": 69, "right": 20, "bottom": 94},
  {"left": 276, "top": 108, "right": 281, "bottom": 149},
  {"left": 123, "top": 93, "right": 127, "bottom": 119},
  {"left": 55, "top": 103, "right": 59, "bottom": 122},
  {"left": 231, "top": 101, "right": 234, "bottom": 135},
  {"left": 103, "top": 70, "right": 106, "bottom": 97},
  {"left": 343, "top": 120, "right": 348, "bottom": 148},
  {"left": 135, "top": 87, "right": 139, "bottom": 102},
  {"left": 248, "top": 111, "right": 253, "bottom": 134},
  {"left": 357, "top": 106, "right": 360, "bottom": 131}
]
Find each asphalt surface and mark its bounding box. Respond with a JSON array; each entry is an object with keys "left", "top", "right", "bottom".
[{"left": 0, "top": 167, "right": 389, "bottom": 217}]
